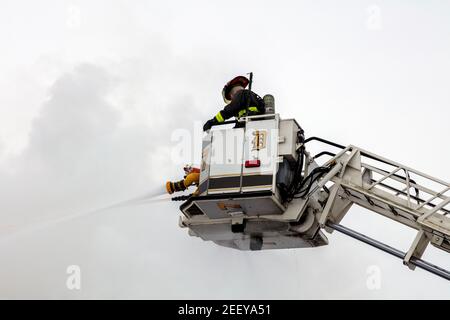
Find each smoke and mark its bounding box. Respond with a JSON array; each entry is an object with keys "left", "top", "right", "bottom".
[
  {"left": 0, "top": 61, "right": 197, "bottom": 298},
  {"left": 0, "top": 64, "right": 167, "bottom": 224}
]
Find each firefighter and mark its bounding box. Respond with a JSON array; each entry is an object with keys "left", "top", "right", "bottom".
[
  {"left": 202, "top": 75, "right": 266, "bottom": 131},
  {"left": 166, "top": 165, "right": 200, "bottom": 195}
]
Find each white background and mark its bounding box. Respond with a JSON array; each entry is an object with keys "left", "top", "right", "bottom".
[{"left": 0, "top": 0, "right": 449, "bottom": 298}]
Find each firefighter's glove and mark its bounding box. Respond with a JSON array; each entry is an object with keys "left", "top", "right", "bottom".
[{"left": 203, "top": 118, "right": 217, "bottom": 132}]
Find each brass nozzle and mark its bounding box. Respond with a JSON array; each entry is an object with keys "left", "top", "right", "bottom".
[{"left": 166, "top": 180, "right": 186, "bottom": 194}]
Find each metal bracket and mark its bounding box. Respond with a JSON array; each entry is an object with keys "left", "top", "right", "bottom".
[
  {"left": 404, "top": 230, "right": 430, "bottom": 270},
  {"left": 319, "top": 182, "right": 341, "bottom": 228},
  {"left": 231, "top": 215, "right": 246, "bottom": 233}
]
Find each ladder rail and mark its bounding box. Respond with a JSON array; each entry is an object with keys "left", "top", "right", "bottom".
[
  {"left": 363, "top": 164, "right": 448, "bottom": 204},
  {"left": 315, "top": 143, "right": 450, "bottom": 278},
  {"left": 324, "top": 146, "right": 450, "bottom": 219},
  {"left": 353, "top": 145, "right": 450, "bottom": 187},
  {"left": 305, "top": 137, "right": 449, "bottom": 187},
  {"left": 362, "top": 163, "right": 450, "bottom": 216},
  {"left": 369, "top": 179, "right": 450, "bottom": 216}
]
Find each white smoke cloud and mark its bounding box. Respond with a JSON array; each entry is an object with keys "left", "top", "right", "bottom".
[{"left": 0, "top": 64, "right": 157, "bottom": 224}]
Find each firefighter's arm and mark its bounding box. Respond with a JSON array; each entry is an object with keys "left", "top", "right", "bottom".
[
  {"left": 215, "top": 91, "right": 244, "bottom": 122},
  {"left": 184, "top": 172, "right": 199, "bottom": 188},
  {"left": 202, "top": 91, "right": 245, "bottom": 131},
  {"left": 203, "top": 100, "right": 239, "bottom": 131}
]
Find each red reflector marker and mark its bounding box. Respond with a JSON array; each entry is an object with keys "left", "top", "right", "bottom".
[{"left": 245, "top": 159, "right": 261, "bottom": 168}]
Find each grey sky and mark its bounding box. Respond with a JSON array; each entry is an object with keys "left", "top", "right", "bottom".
[{"left": 0, "top": 1, "right": 449, "bottom": 298}]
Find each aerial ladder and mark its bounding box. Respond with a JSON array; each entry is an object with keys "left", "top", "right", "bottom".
[{"left": 174, "top": 99, "right": 450, "bottom": 281}]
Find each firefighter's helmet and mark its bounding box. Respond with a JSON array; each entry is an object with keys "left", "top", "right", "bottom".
[{"left": 222, "top": 76, "right": 249, "bottom": 104}]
